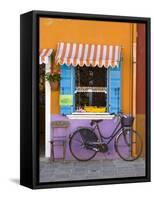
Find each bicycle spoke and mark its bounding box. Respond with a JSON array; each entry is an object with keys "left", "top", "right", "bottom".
[
  {"left": 73, "top": 138, "right": 83, "bottom": 144},
  {"left": 69, "top": 128, "right": 97, "bottom": 161},
  {"left": 115, "top": 130, "right": 142, "bottom": 161}
]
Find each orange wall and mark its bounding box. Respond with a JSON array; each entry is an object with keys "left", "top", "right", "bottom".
[{"left": 39, "top": 18, "right": 134, "bottom": 114}]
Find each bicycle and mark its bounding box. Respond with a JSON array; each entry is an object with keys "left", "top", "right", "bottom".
[{"left": 69, "top": 112, "right": 143, "bottom": 161}]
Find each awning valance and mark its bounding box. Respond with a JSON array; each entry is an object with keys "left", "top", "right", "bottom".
[
  {"left": 39, "top": 48, "right": 53, "bottom": 64},
  {"left": 55, "top": 42, "right": 121, "bottom": 68}
]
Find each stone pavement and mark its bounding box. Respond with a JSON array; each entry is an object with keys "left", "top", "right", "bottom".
[{"left": 39, "top": 158, "right": 145, "bottom": 183}]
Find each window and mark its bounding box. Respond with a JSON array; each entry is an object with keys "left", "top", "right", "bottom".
[
  {"left": 60, "top": 64, "right": 121, "bottom": 115},
  {"left": 75, "top": 66, "right": 107, "bottom": 112}
]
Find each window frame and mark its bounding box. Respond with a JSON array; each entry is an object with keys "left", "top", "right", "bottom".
[{"left": 59, "top": 62, "right": 122, "bottom": 116}]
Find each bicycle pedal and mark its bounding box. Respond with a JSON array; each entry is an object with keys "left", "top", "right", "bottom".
[{"left": 92, "top": 148, "right": 99, "bottom": 152}]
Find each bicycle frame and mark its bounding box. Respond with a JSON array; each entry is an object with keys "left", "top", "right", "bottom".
[{"left": 91, "top": 119, "right": 124, "bottom": 145}]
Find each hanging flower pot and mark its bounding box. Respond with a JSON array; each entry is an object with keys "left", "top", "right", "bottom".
[
  {"left": 45, "top": 71, "right": 61, "bottom": 91},
  {"left": 50, "top": 80, "right": 59, "bottom": 90}
]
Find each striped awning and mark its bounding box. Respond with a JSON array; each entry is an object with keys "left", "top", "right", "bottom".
[
  {"left": 55, "top": 42, "right": 121, "bottom": 68},
  {"left": 39, "top": 48, "right": 53, "bottom": 64}
]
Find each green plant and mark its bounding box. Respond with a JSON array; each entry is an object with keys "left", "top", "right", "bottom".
[{"left": 45, "top": 71, "right": 61, "bottom": 83}]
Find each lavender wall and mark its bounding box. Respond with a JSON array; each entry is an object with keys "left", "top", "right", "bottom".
[{"left": 51, "top": 115, "right": 123, "bottom": 160}]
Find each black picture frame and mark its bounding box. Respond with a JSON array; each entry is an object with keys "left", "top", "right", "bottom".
[{"left": 20, "top": 10, "right": 151, "bottom": 189}]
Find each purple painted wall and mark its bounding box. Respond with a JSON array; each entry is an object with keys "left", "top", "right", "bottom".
[{"left": 51, "top": 115, "right": 123, "bottom": 160}]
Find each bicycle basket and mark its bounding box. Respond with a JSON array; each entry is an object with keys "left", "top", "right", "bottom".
[
  {"left": 79, "top": 128, "right": 98, "bottom": 143},
  {"left": 121, "top": 116, "right": 134, "bottom": 127}
]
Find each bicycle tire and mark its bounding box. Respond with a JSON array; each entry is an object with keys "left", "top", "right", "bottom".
[
  {"left": 69, "top": 128, "right": 97, "bottom": 161},
  {"left": 115, "top": 129, "right": 143, "bottom": 161}
]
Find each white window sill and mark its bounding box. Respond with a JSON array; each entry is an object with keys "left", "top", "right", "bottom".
[{"left": 67, "top": 113, "right": 114, "bottom": 120}]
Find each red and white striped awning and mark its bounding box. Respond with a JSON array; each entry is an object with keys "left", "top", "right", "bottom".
[
  {"left": 55, "top": 42, "right": 121, "bottom": 68},
  {"left": 39, "top": 48, "right": 53, "bottom": 64}
]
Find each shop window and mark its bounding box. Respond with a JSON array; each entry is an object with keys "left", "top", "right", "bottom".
[
  {"left": 60, "top": 64, "right": 121, "bottom": 115},
  {"left": 75, "top": 66, "right": 107, "bottom": 112}
]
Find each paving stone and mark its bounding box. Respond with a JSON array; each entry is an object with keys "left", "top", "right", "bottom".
[
  {"left": 135, "top": 168, "right": 145, "bottom": 176},
  {"left": 72, "top": 170, "right": 88, "bottom": 176},
  {"left": 39, "top": 157, "right": 145, "bottom": 182},
  {"left": 86, "top": 175, "right": 102, "bottom": 180},
  {"left": 116, "top": 166, "right": 136, "bottom": 177}
]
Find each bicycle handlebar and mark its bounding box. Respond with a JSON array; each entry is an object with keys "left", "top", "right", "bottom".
[{"left": 110, "top": 112, "right": 127, "bottom": 118}]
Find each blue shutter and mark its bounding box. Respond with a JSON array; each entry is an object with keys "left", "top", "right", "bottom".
[
  {"left": 60, "top": 64, "right": 75, "bottom": 115},
  {"left": 108, "top": 64, "right": 121, "bottom": 114}
]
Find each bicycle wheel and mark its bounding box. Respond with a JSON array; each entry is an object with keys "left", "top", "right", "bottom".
[
  {"left": 69, "top": 128, "right": 97, "bottom": 161},
  {"left": 115, "top": 129, "right": 143, "bottom": 161}
]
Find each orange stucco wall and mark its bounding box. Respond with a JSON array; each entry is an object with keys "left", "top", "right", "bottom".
[{"left": 39, "top": 18, "right": 134, "bottom": 114}]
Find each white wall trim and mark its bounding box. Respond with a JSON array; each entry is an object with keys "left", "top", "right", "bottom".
[{"left": 45, "top": 62, "right": 51, "bottom": 157}]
